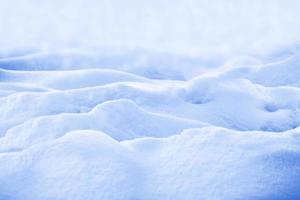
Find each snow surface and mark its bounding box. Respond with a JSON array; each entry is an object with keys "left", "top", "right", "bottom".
[
  {"left": 1, "top": 0, "right": 300, "bottom": 199},
  {"left": 0, "top": 47, "right": 300, "bottom": 200}
]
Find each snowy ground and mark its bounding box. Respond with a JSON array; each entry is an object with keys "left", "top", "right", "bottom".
[
  {"left": 0, "top": 47, "right": 300, "bottom": 200},
  {"left": 1, "top": 0, "right": 300, "bottom": 200}
]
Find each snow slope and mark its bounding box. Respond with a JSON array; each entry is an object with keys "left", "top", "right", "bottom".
[{"left": 0, "top": 47, "right": 300, "bottom": 200}]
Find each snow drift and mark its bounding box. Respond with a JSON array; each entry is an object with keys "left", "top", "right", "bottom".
[
  {"left": 1, "top": 0, "right": 300, "bottom": 199},
  {"left": 0, "top": 47, "right": 300, "bottom": 200}
]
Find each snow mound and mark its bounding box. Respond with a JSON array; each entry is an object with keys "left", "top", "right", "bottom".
[
  {"left": 222, "top": 52, "right": 300, "bottom": 87},
  {"left": 0, "top": 128, "right": 300, "bottom": 200},
  {"left": 182, "top": 77, "right": 300, "bottom": 131},
  {"left": 0, "top": 99, "right": 206, "bottom": 151},
  {"left": 0, "top": 49, "right": 214, "bottom": 80},
  {"left": 0, "top": 68, "right": 151, "bottom": 90},
  {"left": 0, "top": 130, "right": 142, "bottom": 200}
]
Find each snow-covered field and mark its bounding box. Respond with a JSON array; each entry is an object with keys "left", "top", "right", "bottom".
[
  {"left": 1, "top": 0, "right": 300, "bottom": 200},
  {"left": 0, "top": 48, "right": 300, "bottom": 200}
]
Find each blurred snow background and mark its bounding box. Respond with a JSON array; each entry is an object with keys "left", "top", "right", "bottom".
[{"left": 1, "top": 0, "right": 300, "bottom": 57}]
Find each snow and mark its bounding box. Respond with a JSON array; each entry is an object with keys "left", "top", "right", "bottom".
[
  {"left": 221, "top": 52, "right": 300, "bottom": 87},
  {"left": 1, "top": 0, "right": 300, "bottom": 199},
  {"left": 1, "top": 48, "right": 300, "bottom": 200},
  {"left": 0, "top": 128, "right": 300, "bottom": 200}
]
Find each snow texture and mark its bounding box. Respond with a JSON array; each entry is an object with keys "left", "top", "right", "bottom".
[
  {"left": 1, "top": 0, "right": 300, "bottom": 200},
  {"left": 0, "top": 47, "right": 300, "bottom": 200}
]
